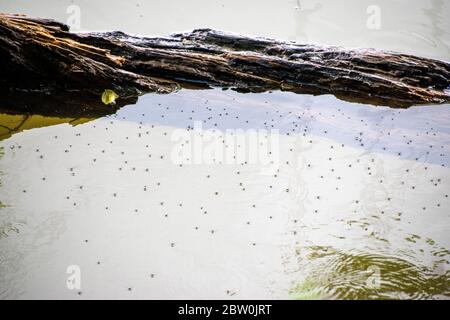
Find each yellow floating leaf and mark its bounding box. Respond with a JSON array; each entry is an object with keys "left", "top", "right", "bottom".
[{"left": 101, "top": 89, "right": 119, "bottom": 105}]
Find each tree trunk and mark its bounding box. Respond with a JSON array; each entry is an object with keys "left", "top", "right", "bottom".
[{"left": 1, "top": 14, "right": 449, "bottom": 117}]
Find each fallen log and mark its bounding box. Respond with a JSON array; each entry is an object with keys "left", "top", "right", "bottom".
[{"left": 0, "top": 13, "right": 449, "bottom": 117}]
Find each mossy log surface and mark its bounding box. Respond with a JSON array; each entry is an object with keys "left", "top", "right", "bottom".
[{"left": 1, "top": 14, "right": 449, "bottom": 117}]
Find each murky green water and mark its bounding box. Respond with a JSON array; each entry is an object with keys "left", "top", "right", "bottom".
[{"left": 0, "top": 0, "right": 449, "bottom": 299}]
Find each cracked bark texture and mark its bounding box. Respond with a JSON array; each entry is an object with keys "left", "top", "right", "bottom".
[{"left": 0, "top": 14, "right": 449, "bottom": 117}]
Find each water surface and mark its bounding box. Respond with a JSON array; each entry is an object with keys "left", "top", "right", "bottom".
[{"left": 0, "top": 89, "right": 449, "bottom": 299}]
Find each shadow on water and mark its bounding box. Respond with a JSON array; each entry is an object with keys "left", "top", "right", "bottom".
[
  {"left": 0, "top": 90, "right": 126, "bottom": 118},
  {"left": 0, "top": 88, "right": 118, "bottom": 141}
]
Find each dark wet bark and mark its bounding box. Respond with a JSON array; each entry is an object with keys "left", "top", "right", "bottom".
[{"left": 0, "top": 14, "right": 449, "bottom": 117}]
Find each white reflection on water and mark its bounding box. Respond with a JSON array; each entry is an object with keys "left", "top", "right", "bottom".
[{"left": 0, "top": 89, "right": 449, "bottom": 299}]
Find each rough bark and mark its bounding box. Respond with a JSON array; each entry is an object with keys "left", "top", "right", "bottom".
[{"left": 0, "top": 14, "right": 449, "bottom": 117}]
